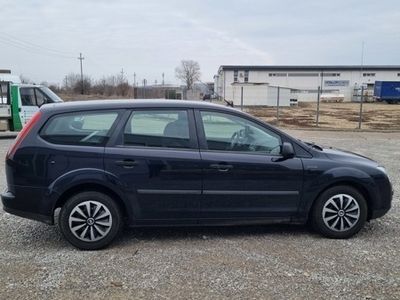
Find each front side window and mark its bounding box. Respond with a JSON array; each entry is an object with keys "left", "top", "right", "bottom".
[
  {"left": 124, "top": 110, "right": 191, "bottom": 149},
  {"left": 200, "top": 111, "right": 282, "bottom": 154},
  {"left": 35, "top": 88, "right": 50, "bottom": 106},
  {"left": 40, "top": 111, "right": 118, "bottom": 146},
  {"left": 20, "top": 88, "right": 36, "bottom": 106}
]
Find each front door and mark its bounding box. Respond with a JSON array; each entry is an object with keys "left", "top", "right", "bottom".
[
  {"left": 104, "top": 109, "right": 202, "bottom": 224},
  {"left": 196, "top": 110, "right": 303, "bottom": 221}
]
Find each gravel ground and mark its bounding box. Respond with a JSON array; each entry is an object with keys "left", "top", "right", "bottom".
[{"left": 0, "top": 130, "right": 399, "bottom": 299}]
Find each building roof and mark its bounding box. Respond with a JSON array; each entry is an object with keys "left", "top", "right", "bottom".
[{"left": 219, "top": 65, "right": 400, "bottom": 72}]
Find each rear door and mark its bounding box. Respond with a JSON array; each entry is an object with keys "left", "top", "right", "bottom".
[{"left": 104, "top": 108, "right": 202, "bottom": 224}]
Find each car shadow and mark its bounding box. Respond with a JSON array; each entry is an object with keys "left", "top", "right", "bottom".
[
  {"left": 117, "top": 223, "right": 313, "bottom": 244},
  {"left": 1, "top": 216, "right": 391, "bottom": 251}
]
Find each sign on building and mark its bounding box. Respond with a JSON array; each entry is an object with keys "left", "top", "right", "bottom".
[{"left": 324, "top": 80, "right": 350, "bottom": 87}]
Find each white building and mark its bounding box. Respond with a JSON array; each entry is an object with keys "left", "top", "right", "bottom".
[{"left": 214, "top": 65, "right": 400, "bottom": 105}]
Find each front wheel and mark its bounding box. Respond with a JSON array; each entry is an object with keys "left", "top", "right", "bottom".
[
  {"left": 59, "top": 191, "right": 123, "bottom": 250},
  {"left": 311, "top": 186, "right": 367, "bottom": 239}
]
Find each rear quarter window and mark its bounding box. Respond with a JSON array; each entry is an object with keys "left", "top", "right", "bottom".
[{"left": 40, "top": 111, "right": 118, "bottom": 146}]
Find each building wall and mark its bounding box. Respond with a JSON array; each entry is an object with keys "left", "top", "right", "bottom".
[
  {"left": 229, "top": 83, "right": 291, "bottom": 106},
  {"left": 217, "top": 67, "right": 400, "bottom": 103}
]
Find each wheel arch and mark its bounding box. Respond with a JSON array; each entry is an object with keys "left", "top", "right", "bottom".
[
  {"left": 308, "top": 180, "right": 373, "bottom": 221},
  {"left": 53, "top": 182, "right": 130, "bottom": 221}
]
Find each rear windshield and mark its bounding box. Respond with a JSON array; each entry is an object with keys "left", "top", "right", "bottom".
[{"left": 40, "top": 111, "right": 118, "bottom": 146}]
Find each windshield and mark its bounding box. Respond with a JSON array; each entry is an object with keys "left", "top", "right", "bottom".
[{"left": 39, "top": 87, "right": 63, "bottom": 103}]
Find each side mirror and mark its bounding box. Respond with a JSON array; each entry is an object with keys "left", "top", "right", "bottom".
[{"left": 281, "top": 142, "right": 295, "bottom": 158}]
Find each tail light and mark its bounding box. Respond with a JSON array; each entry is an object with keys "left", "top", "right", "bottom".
[{"left": 6, "top": 111, "right": 42, "bottom": 159}]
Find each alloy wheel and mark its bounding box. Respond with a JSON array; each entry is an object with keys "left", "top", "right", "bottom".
[
  {"left": 322, "top": 194, "right": 360, "bottom": 232},
  {"left": 68, "top": 200, "right": 113, "bottom": 242}
]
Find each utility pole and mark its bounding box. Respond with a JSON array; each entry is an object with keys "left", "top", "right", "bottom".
[
  {"left": 162, "top": 73, "right": 165, "bottom": 85},
  {"left": 133, "top": 73, "right": 136, "bottom": 86},
  {"left": 143, "top": 79, "right": 147, "bottom": 98},
  {"left": 78, "top": 53, "right": 84, "bottom": 94},
  {"left": 120, "top": 68, "right": 125, "bottom": 82}
]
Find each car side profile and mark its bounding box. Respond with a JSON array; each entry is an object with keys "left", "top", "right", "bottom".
[{"left": 1, "top": 100, "right": 392, "bottom": 250}]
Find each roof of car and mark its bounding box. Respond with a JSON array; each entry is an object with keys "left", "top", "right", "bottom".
[{"left": 41, "top": 99, "right": 232, "bottom": 113}]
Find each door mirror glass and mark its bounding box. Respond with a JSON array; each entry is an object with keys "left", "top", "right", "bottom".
[{"left": 281, "top": 142, "right": 295, "bottom": 158}]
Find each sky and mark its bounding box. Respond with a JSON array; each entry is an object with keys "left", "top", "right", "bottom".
[{"left": 1, "top": 0, "right": 400, "bottom": 85}]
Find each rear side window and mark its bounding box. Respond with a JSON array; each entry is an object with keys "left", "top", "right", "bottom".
[
  {"left": 124, "top": 110, "right": 190, "bottom": 149},
  {"left": 40, "top": 111, "right": 118, "bottom": 146}
]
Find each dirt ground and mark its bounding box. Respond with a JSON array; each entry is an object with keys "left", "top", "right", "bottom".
[{"left": 246, "top": 102, "right": 400, "bottom": 130}]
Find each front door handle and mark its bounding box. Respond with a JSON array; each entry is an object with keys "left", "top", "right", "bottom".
[
  {"left": 209, "top": 163, "right": 233, "bottom": 172},
  {"left": 115, "top": 159, "right": 138, "bottom": 168}
]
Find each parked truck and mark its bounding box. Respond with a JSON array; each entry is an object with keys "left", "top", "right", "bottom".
[
  {"left": 374, "top": 81, "right": 400, "bottom": 104},
  {"left": 0, "top": 73, "right": 63, "bottom": 131}
]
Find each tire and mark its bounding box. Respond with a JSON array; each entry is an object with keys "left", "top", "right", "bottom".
[
  {"left": 311, "top": 186, "right": 367, "bottom": 239},
  {"left": 59, "top": 191, "right": 123, "bottom": 250}
]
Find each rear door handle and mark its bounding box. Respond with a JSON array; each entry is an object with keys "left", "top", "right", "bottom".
[
  {"left": 115, "top": 159, "right": 138, "bottom": 168},
  {"left": 209, "top": 163, "right": 233, "bottom": 172}
]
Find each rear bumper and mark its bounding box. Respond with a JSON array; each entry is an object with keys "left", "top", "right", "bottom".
[{"left": 1, "top": 190, "right": 53, "bottom": 225}]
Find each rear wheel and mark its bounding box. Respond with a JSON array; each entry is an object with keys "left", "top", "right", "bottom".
[
  {"left": 59, "top": 191, "right": 123, "bottom": 250},
  {"left": 311, "top": 186, "right": 367, "bottom": 239}
]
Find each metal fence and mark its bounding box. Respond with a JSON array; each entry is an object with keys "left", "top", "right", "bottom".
[{"left": 220, "top": 85, "right": 400, "bottom": 130}]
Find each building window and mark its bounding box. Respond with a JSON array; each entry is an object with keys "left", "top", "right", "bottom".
[
  {"left": 397, "top": 73, "right": 400, "bottom": 77},
  {"left": 244, "top": 70, "right": 249, "bottom": 82},
  {"left": 363, "top": 73, "right": 375, "bottom": 77},
  {"left": 323, "top": 73, "right": 340, "bottom": 77},
  {"left": 269, "top": 73, "right": 287, "bottom": 77},
  {"left": 233, "top": 70, "right": 238, "bottom": 82},
  {"left": 288, "top": 73, "right": 319, "bottom": 77}
]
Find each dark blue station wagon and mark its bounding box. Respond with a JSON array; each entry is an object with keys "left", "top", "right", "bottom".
[{"left": 1, "top": 100, "right": 392, "bottom": 249}]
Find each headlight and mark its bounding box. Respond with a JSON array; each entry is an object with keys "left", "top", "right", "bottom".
[{"left": 377, "top": 166, "right": 387, "bottom": 174}]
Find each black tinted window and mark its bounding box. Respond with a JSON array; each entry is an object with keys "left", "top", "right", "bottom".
[
  {"left": 124, "top": 110, "right": 190, "bottom": 149},
  {"left": 41, "top": 111, "right": 118, "bottom": 146}
]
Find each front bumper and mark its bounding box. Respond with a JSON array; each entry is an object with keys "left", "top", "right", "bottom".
[{"left": 1, "top": 190, "right": 53, "bottom": 225}]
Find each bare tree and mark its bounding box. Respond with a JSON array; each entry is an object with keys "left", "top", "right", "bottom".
[
  {"left": 175, "top": 60, "right": 201, "bottom": 90},
  {"left": 63, "top": 73, "right": 92, "bottom": 94}
]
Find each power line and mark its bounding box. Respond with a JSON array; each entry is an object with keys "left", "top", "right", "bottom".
[
  {"left": 0, "top": 36, "right": 75, "bottom": 59},
  {"left": 0, "top": 31, "right": 75, "bottom": 57},
  {"left": 0, "top": 32, "right": 74, "bottom": 58}
]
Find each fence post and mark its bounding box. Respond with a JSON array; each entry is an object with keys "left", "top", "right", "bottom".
[
  {"left": 276, "top": 86, "right": 280, "bottom": 125},
  {"left": 316, "top": 86, "right": 321, "bottom": 127},
  {"left": 240, "top": 86, "right": 244, "bottom": 111},
  {"left": 358, "top": 86, "right": 364, "bottom": 129}
]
